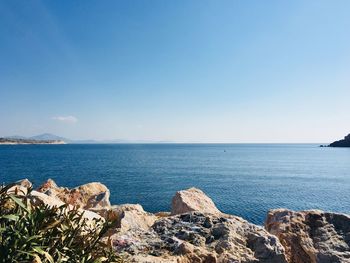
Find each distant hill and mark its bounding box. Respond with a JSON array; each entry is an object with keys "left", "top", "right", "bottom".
[
  {"left": 329, "top": 134, "right": 350, "bottom": 147},
  {"left": 2, "top": 133, "right": 170, "bottom": 144},
  {"left": 29, "top": 133, "right": 69, "bottom": 142},
  {"left": 6, "top": 135, "right": 28, "bottom": 140}
]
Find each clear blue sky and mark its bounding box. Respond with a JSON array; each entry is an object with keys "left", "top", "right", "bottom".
[{"left": 1, "top": 1, "right": 349, "bottom": 142}]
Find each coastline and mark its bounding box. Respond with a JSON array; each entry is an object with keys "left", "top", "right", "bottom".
[
  {"left": 0, "top": 139, "right": 66, "bottom": 145},
  {"left": 0, "top": 142, "right": 66, "bottom": 145}
]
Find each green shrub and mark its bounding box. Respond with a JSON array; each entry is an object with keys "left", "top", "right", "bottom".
[{"left": 0, "top": 183, "right": 122, "bottom": 263}]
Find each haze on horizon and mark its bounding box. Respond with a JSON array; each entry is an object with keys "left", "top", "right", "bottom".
[{"left": 1, "top": 1, "right": 349, "bottom": 143}]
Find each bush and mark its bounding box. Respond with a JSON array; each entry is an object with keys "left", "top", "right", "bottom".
[{"left": 0, "top": 183, "right": 122, "bottom": 263}]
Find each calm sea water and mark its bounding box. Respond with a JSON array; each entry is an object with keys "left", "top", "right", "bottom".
[{"left": 1, "top": 144, "right": 349, "bottom": 224}]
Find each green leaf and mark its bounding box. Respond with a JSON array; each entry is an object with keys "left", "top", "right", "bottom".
[
  {"left": 0, "top": 214, "right": 19, "bottom": 221},
  {"left": 33, "top": 247, "right": 54, "bottom": 263},
  {"left": 9, "top": 195, "right": 29, "bottom": 212}
]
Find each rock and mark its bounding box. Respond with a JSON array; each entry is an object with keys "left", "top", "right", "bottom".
[
  {"left": 176, "top": 242, "right": 217, "bottom": 262},
  {"left": 7, "top": 180, "right": 350, "bottom": 262},
  {"left": 104, "top": 204, "right": 158, "bottom": 258},
  {"left": 108, "top": 188, "right": 286, "bottom": 262},
  {"left": 129, "top": 254, "right": 179, "bottom": 263},
  {"left": 111, "top": 204, "right": 157, "bottom": 233},
  {"left": 16, "top": 178, "right": 32, "bottom": 188},
  {"left": 265, "top": 209, "right": 350, "bottom": 263},
  {"left": 36, "top": 179, "right": 111, "bottom": 209},
  {"left": 6, "top": 180, "right": 101, "bottom": 222},
  {"left": 329, "top": 133, "right": 350, "bottom": 147},
  {"left": 6, "top": 179, "right": 33, "bottom": 195},
  {"left": 171, "top": 187, "right": 221, "bottom": 215},
  {"left": 114, "top": 211, "right": 287, "bottom": 263},
  {"left": 76, "top": 182, "right": 111, "bottom": 209},
  {"left": 36, "top": 178, "right": 59, "bottom": 193},
  {"left": 155, "top": 211, "right": 171, "bottom": 218},
  {"left": 30, "top": 190, "right": 103, "bottom": 223},
  {"left": 30, "top": 190, "right": 66, "bottom": 208}
]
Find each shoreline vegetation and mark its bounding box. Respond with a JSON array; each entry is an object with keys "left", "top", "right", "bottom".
[
  {"left": 1, "top": 179, "right": 350, "bottom": 262},
  {"left": 0, "top": 138, "right": 66, "bottom": 145},
  {"left": 0, "top": 182, "right": 121, "bottom": 263}
]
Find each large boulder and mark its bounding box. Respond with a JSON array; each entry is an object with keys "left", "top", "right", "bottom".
[
  {"left": 4, "top": 179, "right": 101, "bottom": 222},
  {"left": 171, "top": 187, "right": 221, "bottom": 215},
  {"left": 36, "top": 178, "right": 60, "bottom": 195},
  {"left": 265, "top": 209, "right": 350, "bottom": 263},
  {"left": 37, "top": 179, "right": 111, "bottom": 209},
  {"left": 111, "top": 204, "right": 157, "bottom": 233},
  {"left": 30, "top": 190, "right": 66, "bottom": 208},
  {"left": 113, "top": 211, "right": 287, "bottom": 263},
  {"left": 110, "top": 188, "right": 286, "bottom": 262},
  {"left": 29, "top": 190, "right": 102, "bottom": 222}
]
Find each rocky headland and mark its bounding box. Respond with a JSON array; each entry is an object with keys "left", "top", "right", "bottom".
[
  {"left": 329, "top": 134, "right": 350, "bottom": 147},
  {"left": 7, "top": 179, "right": 350, "bottom": 263}
]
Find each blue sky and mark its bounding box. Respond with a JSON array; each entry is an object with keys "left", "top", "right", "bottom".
[{"left": 1, "top": 1, "right": 349, "bottom": 142}]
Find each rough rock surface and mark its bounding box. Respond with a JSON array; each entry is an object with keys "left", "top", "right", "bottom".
[
  {"left": 171, "top": 187, "right": 221, "bottom": 215},
  {"left": 30, "top": 190, "right": 66, "bottom": 208},
  {"left": 15, "top": 178, "right": 32, "bottom": 188},
  {"left": 111, "top": 204, "right": 157, "bottom": 233},
  {"left": 6, "top": 179, "right": 33, "bottom": 196},
  {"left": 6, "top": 179, "right": 32, "bottom": 195},
  {"left": 30, "top": 190, "right": 102, "bottom": 222},
  {"left": 112, "top": 211, "right": 287, "bottom": 263},
  {"left": 265, "top": 209, "right": 350, "bottom": 263},
  {"left": 7, "top": 179, "right": 104, "bottom": 226},
  {"left": 37, "top": 179, "right": 111, "bottom": 209},
  {"left": 8, "top": 179, "right": 350, "bottom": 263}
]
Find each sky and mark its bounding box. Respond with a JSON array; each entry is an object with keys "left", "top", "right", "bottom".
[{"left": 1, "top": 0, "right": 350, "bottom": 143}]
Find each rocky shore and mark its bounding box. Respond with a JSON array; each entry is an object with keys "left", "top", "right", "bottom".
[
  {"left": 8, "top": 179, "right": 350, "bottom": 263},
  {"left": 329, "top": 134, "right": 350, "bottom": 147}
]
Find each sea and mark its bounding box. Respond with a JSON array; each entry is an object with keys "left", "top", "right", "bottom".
[{"left": 1, "top": 143, "right": 349, "bottom": 225}]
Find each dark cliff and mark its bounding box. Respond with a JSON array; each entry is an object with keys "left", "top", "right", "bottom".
[{"left": 329, "top": 134, "right": 350, "bottom": 147}]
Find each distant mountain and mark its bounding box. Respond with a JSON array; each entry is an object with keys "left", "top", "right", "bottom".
[
  {"left": 2, "top": 133, "right": 172, "bottom": 144},
  {"left": 329, "top": 134, "right": 350, "bottom": 147},
  {"left": 6, "top": 135, "right": 28, "bottom": 140},
  {"left": 29, "top": 133, "right": 69, "bottom": 142}
]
